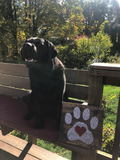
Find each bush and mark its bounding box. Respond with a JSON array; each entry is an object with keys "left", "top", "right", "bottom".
[
  {"left": 102, "top": 124, "right": 115, "bottom": 154},
  {"left": 57, "top": 22, "right": 113, "bottom": 69},
  {"left": 57, "top": 38, "right": 93, "bottom": 69},
  {"left": 90, "top": 31, "right": 113, "bottom": 62},
  {"left": 102, "top": 124, "right": 120, "bottom": 157},
  {"left": 10, "top": 130, "right": 28, "bottom": 140}
]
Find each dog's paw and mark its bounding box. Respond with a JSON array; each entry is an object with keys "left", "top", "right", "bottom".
[
  {"left": 65, "top": 107, "right": 98, "bottom": 145},
  {"left": 24, "top": 112, "right": 34, "bottom": 120},
  {"left": 33, "top": 124, "right": 44, "bottom": 129}
]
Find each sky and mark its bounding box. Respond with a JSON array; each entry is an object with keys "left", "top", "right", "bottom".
[{"left": 84, "top": 0, "right": 120, "bottom": 5}]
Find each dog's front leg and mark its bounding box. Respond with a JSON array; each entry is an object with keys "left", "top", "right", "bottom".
[
  {"left": 33, "top": 99, "right": 44, "bottom": 129},
  {"left": 22, "top": 93, "right": 36, "bottom": 120}
]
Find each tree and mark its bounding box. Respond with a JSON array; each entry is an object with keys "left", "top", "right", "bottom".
[
  {"left": 107, "top": 0, "right": 120, "bottom": 24},
  {"left": 82, "top": 0, "right": 108, "bottom": 36},
  {"left": 0, "top": 0, "right": 18, "bottom": 59},
  {"left": 0, "top": 0, "right": 65, "bottom": 60},
  {"left": 46, "top": 0, "right": 85, "bottom": 43}
]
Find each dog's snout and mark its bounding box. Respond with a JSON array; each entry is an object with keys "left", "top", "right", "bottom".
[{"left": 23, "top": 42, "right": 32, "bottom": 48}]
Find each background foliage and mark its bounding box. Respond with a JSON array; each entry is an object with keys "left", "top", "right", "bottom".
[
  {"left": 0, "top": 0, "right": 120, "bottom": 66},
  {"left": 57, "top": 22, "right": 113, "bottom": 69}
]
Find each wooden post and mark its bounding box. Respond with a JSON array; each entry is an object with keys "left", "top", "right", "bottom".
[
  {"left": 28, "top": 135, "right": 37, "bottom": 144},
  {"left": 0, "top": 124, "right": 13, "bottom": 135},
  {"left": 70, "top": 64, "right": 104, "bottom": 160},
  {"left": 88, "top": 75, "right": 103, "bottom": 107},
  {"left": 87, "top": 74, "right": 103, "bottom": 160},
  {"left": 72, "top": 151, "right": 85, "bottom": 160}
]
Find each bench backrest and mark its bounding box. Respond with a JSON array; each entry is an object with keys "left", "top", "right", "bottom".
[{"left": 0, "top": 62, "right": 89, "bottom": 102}]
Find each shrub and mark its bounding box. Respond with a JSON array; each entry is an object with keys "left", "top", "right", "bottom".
[
  {"left": 90, "top": 31, "right": 113, "bottom": 62},
  {"left": 102, "top": 124, "right": 115, "bottom": 154},
  {"left": 57, "top": 38, "right": 93, "bottom": 69},
  {"left": 102, "top": 124, "right": 120, "bottom": 156},
  {"left": 57, "top": 22, "right": 113, "bottom": 69},
  {"left": 10, "top": 130, "right": 28, "bottom": 140}
]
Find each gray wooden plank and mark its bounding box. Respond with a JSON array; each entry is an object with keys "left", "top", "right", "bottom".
[
  {"left": 0, "top": 62, "right": 29, "bottom": 77},
  {"left": 0, "top": 73, "right": 30, "bottom": 89},
  {"left": 88, "top": 76, "right": 103, "bottom": 107},
  {"left": 103, "top": 77, "right": 120, "bottom": 86},
  {"left": 0, "top": 62, "right": 89, "bottom": 85},
  {"left": 90, "top": 63, "right": 120, "bottom": 71},
  {"left": 65, "top": 69, "right": 89, "bottom": 85},
  {"left": 0, "top": 85, "right": 30, "bottom": 98},
  {"left": 1, "top": 124, "right": 13, "bottom": 136},
  {"left": 66, "top": 84, "right": 88, "bottom": 100}
]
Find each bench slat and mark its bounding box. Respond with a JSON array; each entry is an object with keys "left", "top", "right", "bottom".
[
  {"left": 0, "top": 85, "right": 30, "bottom": 98},
  {"left": 0, "top": 63, "right": 89, "bottom": 85},
  {"left": 0, "top": 73, "right": 30, "bottom": 89},
  {"left": 0, "top": 83, "right": 88, "bottom": 101},
  {"left": 0, "top": 62, "right": 29, "bottom": 77},
  {"left": 65, "top": 69, "right": 89, "bottom": 85},
  {"left": 66, "top": 84, "right": 88, "bottom": 100}
]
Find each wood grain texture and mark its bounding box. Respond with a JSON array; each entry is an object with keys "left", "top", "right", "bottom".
[
  {"left": 0, "top": 85, "right": 30, "bottom": 98},
  {"left": 90, "top": 63, "right": 120, "bottom": 71},
  {"left": 56, "top": 141, "right": 91, "bottom": 155},
  {"left": 0, "top": 62, "right": 29, "bottom": 77},
  {"left": 90, "top": 68, "right": 120, "bottom": 78},
  {"left": 89, "top": 63, "right": 120, "bottom": 79},
  {"left": 0, "top": 73, "right": 30, "bottom": 89},
  {"left": 59, "top": 102, "right": 103, "bottom": 150},
  {"left": 65, "top": 69, "right": 89, "bottom": 85},
  {"left": 0, "top": 131, "right": 68, "bottom": 160},
  {"left": 28, "top": 135, "right": 37, "bottom": 145},
  {"left": 0, "top": 124, "right": 13, "bottom": 135},
  {"left": 88, "top": 75, "right": 103, "bottom": 107},
  {"left": 0, "top": 77, "right": 88, "bottom": 101},
  {"left": 66, "top": 84, "right": 88, "bottom": 100},
  {"left": 0, "top": 63, "right": 89, "bottom": 101},
  {"left": 0, "top": 130, "right": 119, "bottom": 160},
  {"left": 103, "top": 77, "right": 120, "bottom": 86},
  {"left": 0, "top": 62, "right": 89, "bottom": 85},
  {"left": 72, "top": 151, "right": 85, "bottom": 160}
]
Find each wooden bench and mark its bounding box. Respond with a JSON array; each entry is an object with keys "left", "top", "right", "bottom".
[
  {"left": 0, "top": 62, "right": 92, "bottom": 160},
  {"left": 0, "top": 62, "right": 120, "bottom": 160}
]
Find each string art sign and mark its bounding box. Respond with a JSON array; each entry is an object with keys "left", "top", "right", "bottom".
[{"left": 58, "top": 102, "right": 104, "bottom": 149}]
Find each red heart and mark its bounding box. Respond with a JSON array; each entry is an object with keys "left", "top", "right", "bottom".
[{"left": 75, "top": 126, "right": 86, "bottom": 136}]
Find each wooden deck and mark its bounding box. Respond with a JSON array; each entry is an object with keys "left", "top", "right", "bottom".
[
  {"left": 1, "top": 130, "right": 120, "bottom": 160},
  {"left": 0, "top": 131, "right": 68, "bottom": 160}
]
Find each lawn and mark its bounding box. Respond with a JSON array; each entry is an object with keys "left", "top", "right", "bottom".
[
  {"left": 103, "top": 85, "right": 120, "bottom": 127},
  {"left": 102, "top": 85, "right": 120, "bottom": 154}
]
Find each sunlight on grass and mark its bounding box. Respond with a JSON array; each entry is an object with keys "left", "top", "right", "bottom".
[
  {"left": 37, "top": 139, "right": 71, "bottom": 160},
  {"left": 103, "top": 85, "right": 120, "bottom": 127}
]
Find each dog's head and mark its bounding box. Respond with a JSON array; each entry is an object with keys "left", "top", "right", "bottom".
[{"left": 21, "top": 37, "right": 57, "bottom": 63}]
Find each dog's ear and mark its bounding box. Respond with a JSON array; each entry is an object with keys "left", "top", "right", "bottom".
[
  {"left": 51, "top": 47, "right": 58, "bottom": 58},
  {"left": 48, "top": 41, "right": 58, "bottom": 59}
]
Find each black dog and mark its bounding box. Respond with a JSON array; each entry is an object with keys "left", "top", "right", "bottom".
[{"left": 21, "top": 37, "right": 66, "bottom": 130}]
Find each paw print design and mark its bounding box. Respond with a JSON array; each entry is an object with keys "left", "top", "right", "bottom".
[{"left": 65, "top": 107, "right": 99, "bottom": 145}]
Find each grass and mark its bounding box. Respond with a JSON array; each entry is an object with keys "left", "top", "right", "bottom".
[
  {"left": 103, "top": 85, "right": 120, "bottom": 127},
  {"left": 37, "top": 139, "right": 71, "bottom": 159}
]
